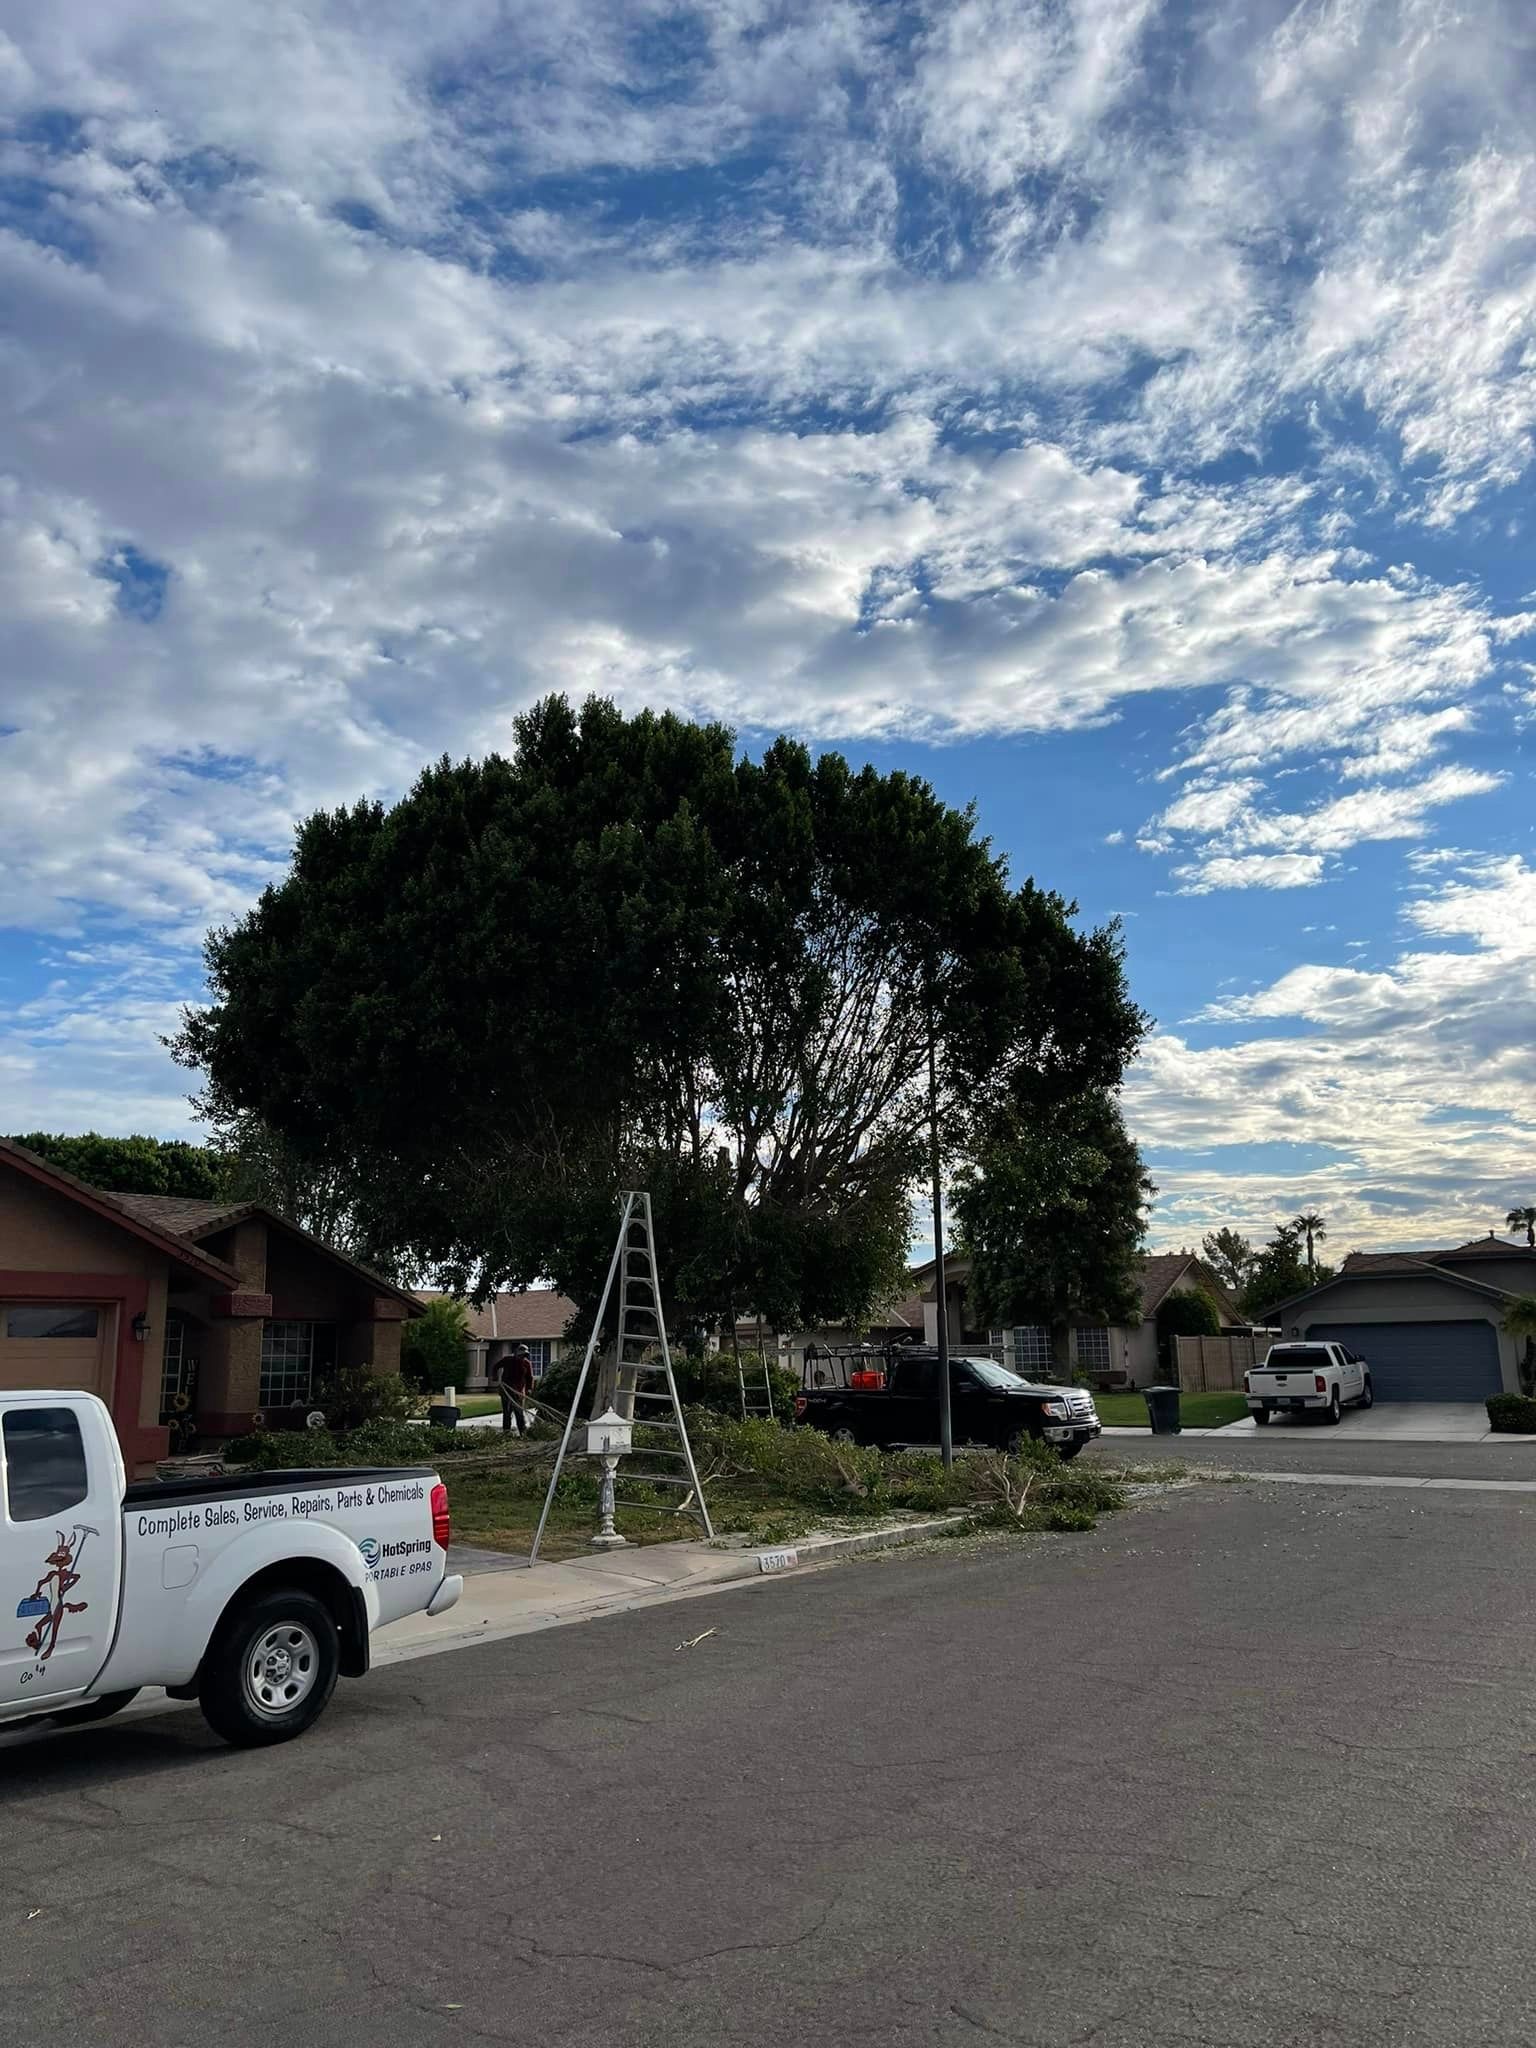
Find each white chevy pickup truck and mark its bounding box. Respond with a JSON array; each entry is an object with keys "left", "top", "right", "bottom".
[
  {"left": 1, "top": 1390, "right": 462, "bottom": 1747},
  {"left": 1245, "top": 1342, "right": 1372, "bottom": 1425}
]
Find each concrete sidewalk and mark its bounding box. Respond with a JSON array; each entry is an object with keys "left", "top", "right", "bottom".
[{"left": 373, "top": 1515, "right": 965, "bottom": 1666}]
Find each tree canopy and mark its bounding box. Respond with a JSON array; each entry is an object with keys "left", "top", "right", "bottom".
[
  {"left": 175, "top": 695, "right": 1146, "bottom": 1335},
  {"left": 8, "top": 1130, "right": 226, "bottom": 1200},
  {"left": 1240, "top": 1222, "right": 1335, "bottom": 1320},
  {"left": 1200, "top": 1227, "right": 1256, "bottom": 1295},
  {"left": 401, "top": 1297, "right": 472, "bottom": 1393},
  {"left": 950, "top": 1089, "right": 1153, "bottom": 1355}
]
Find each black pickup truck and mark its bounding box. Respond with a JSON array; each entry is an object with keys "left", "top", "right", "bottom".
[{"left": 794, "top": 1348, "right": 1101, "bottom": 1461}]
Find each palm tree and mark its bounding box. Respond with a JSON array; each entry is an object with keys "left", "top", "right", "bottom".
[
  {"left": 1293, "top": 1210, "right": 1327, "bottom": 1283},
  {"left": 1503, "top": 1296, "right": 1536, "bottom": 1398},
  {"left": 1505, "top": 1205, "right": 1536, "bottom": 1249}
]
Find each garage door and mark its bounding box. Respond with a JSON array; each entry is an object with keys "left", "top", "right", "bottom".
[
  {"left": 0, "top": 1304, "right": 109, "bottom": 1397},
  {"left": 1309, "top": 1320, "right": 1502, "bottom": 1402}
]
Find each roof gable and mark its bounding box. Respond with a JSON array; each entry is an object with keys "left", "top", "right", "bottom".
[
  {"left": 0, "top": 1139, "right": 240, "bottom": 1287},
  {"left": 1260, "top": 1256, "right": 1516, "bottom": 1321}
]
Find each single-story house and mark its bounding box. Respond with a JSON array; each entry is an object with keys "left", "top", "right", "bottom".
[
  {"left": 414, "top": 1290, "right": 577, "bottom": 1389},
  {"left": 913, "top": 1251, "right": 1244, "bottom": 1387},
  {"left": 0, "top": 1137, "right": 421, "bottom": 1471},
  {"left": 1257, "top": 1236, "right": 1536, "bottom": 1401}
]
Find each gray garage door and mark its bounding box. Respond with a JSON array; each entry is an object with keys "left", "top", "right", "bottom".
[{"left": 1309, "top": 1321, "right": 1502, "bottom": 1402}]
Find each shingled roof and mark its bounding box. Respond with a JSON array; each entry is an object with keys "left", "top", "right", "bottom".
[{"left": 416, "top": 1290, "right": 578, "bottom": 1342}]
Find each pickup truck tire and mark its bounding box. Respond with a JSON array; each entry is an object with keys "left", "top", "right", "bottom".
[
  {"left": 47, "top": 1689, "right": 140, "bottom": 1728},
  {"left": 1251, "top": 1408, "right": 1271, "bottom": 1425},
  {"left": 829, "top": 1427, "right": 859, "bottom": 1446},
  {"left": 199, "top": 1587, "right": 340, "bottom": 1748},
  {"left": 1324, "top": 1389, "right": 1342, "bottom": 1425},
  {"left": 1056, "top": 1442, "right": 1084, "bottom": 1463},
  {"left": 1360, "top": 1376, "right": 1374, "bottom": 1409}
]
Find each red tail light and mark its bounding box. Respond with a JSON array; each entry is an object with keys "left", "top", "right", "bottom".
[
  {"left": 431, "top": 1481, "right": 451, "bottom": 1551},
  {"left": 794, "top": 1395, "right": 807, "bottom": 1418},
  {"left": 1314, "top": 1375, "right": 1326, "bottom": 1394},
  {"left": 1243, "top": 1372, "right": 1251, "bottom": 1393}
]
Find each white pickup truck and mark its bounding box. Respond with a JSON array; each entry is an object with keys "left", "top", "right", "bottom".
[
  {"left": 1, "top": 1390, "right": 462, "bottom": 1747},
  {"left": 1245, "top": 1341, "right": 1373, "bottom": 1425}
]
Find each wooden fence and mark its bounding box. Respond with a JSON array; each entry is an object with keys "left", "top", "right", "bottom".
[{"left": 1172, "top": 1332, "right": 1267, "bottom": 1392}]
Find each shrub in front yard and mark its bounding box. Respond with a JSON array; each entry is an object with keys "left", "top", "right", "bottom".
[
  {"left": 225, "top": 1418, "right": 468, "bottom": 1468},
  {"left": 688, "top": 1416, "right": 1126, "bottom": 1527},
  {"left": 1486, "top": 1393, "right": 1536, "bottom": 1434}
]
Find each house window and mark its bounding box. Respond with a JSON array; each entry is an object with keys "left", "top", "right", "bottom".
[
  {"left": 259, "top": 1321, "right": 336, "bottom": 1411},
  {"left": 160, "top": 1315, "right": 186, "bottom": 1422},
  {"left": 1010, "top": 1326, "right": 1053, "bottom": 1374},
  {"left": 5, "top": 1305, "right": 100, "bottom": 1340},
  {"left": 524, "top": 1340, "right": 550, "bottom": 1376},
  {"left": 1074, "top": 1326, "right": 1111, "bottom": 1373}
]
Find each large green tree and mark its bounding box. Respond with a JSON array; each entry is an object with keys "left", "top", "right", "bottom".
[
  {"left": 8, "top": 1130, "right": 225, "bottom": 1200},
  {"left": 1240, "top": 1222, "right": 1336, "bottom": 1320},
  {"left": 1201, "top": 1227, "right": 1256, "bottom": 1295},
  {"left": 951, "top": 1090, "right": 1154, "bottom": 1366},
  {"left": 175, "top": 696, "right": 1145, "bottom": 1336}
]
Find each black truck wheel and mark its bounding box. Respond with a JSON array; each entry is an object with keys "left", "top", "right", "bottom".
[
  {"left": 1251, "top": 1407, "right": 1270, "bottom": 1425},
  {"left": 829, "top": 1426, "right": 858, "bottom": 1446},
  {"left": 1056, "top": 1442, "right": 1084, "bottom": 1463},
  {"left": 198, "top": 1587, "right": 340, "bottom": 1748}
]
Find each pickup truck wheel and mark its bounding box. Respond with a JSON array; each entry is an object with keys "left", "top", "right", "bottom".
[
  {"left": 47, "top": 1690, "right": 140, "bottom": 1728},
  {"left": 830, "top": 1427, "right": 858, "bottom": 1446},
  {"left": 1360, "top": 1376, "right": 1374, "bottom": 1409},
  {"left": 199, "top": 1588, "right": 340, "bottom": 1748},
  {"left": 1056, "top": 1442, "right": 1084, "bottom": 1463},
  {"left": 1251, "top": 1408, "right": 1270, "bottom": 1426},
  {"left": 1324, "top": 1389, "right": 1342, "bottom": 1425}
]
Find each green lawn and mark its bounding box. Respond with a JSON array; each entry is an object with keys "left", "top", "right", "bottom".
[{"left": 1092, "top": 1390, "right": 1249, "bottom": 1430}]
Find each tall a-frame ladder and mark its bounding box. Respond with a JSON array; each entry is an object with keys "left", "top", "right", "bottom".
[{"left": 529, "top": 1191, "right": 713, "bottom": 1564}]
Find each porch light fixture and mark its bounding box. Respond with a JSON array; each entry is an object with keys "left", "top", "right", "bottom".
[{"left": 131, "top": 1312, "right": 150, "bottom": 1342}]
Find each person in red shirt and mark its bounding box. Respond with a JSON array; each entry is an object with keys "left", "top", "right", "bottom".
[{"left": 496, "top": 1345, "right": 536, "bottom": 1435}]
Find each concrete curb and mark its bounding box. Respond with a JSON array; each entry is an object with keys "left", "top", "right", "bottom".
[{"left": 371, "top": 1512, "right": 973, "bottom": 1668}]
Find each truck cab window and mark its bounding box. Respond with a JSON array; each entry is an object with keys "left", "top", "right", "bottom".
[{"left": 2, "top": 1408, "right": 90, "bottom": 1523}]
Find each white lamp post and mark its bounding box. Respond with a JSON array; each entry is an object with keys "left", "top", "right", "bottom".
[{"left": 585, "top": 1406, "right": 633, "bottom": 1549}]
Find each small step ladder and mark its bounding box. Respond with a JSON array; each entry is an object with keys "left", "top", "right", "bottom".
[
  {"left": 734, "top": 1317, "right": 776, "bottom": 1423},
  {"left": 529, "top": 1191, "right": 713, "bottom": 1563}
]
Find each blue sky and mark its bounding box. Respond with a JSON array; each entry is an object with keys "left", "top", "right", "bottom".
[{"left": 1, "top": 0, "right": 1534, "bottom": 1256}]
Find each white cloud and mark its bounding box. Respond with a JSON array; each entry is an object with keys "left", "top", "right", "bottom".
[
  {"left": 1172, "top": 852, "right": 1326, "bottom": 896},
  {"left": 0, "top": 0, "right": 1534, "bottom": 1246},
  {"left": 1127, "top": 855, "right": 1536, "bottom": 1245}
]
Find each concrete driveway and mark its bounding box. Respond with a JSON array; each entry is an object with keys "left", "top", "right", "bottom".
[{"left": 1216, "top": 1401, "right": 1507, "bottom": 1442}]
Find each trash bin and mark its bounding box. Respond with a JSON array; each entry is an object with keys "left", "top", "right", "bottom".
[
  {"left": 427, "top": 1402, "right": 460, "bottom": 1429},
  {"left": 1144, "top": 1384, "right": 1182, "bottom": 1435}
]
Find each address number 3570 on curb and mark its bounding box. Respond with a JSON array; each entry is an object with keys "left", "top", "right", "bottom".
[{"left": 756, "top": 1548, "right": 799, "bottom": 1574}]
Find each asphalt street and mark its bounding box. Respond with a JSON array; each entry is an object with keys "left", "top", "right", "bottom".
[
  {"left": 1089, "top": 1432, "right": 1536, "bottom": 1481},
  {"left": 7, "top": 1478, "right": 1536, "bottom": 2047}
]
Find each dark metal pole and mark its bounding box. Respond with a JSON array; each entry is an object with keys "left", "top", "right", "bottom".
[{"left": 928, "top": 1017, "right": 953, "bottom": 1469}]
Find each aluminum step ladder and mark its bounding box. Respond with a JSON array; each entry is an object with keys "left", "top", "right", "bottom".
[
  {"left": 529, "top": 1191, "right": 713, "bottom": 1563},
  {"left": 734, "top": 1317, "right": 777, "bottom": 1423}
]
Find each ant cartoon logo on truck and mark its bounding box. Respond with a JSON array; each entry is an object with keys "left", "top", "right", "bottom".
[{"left": 15, "top": 1524, "right": 97, "bottom": 1664}]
